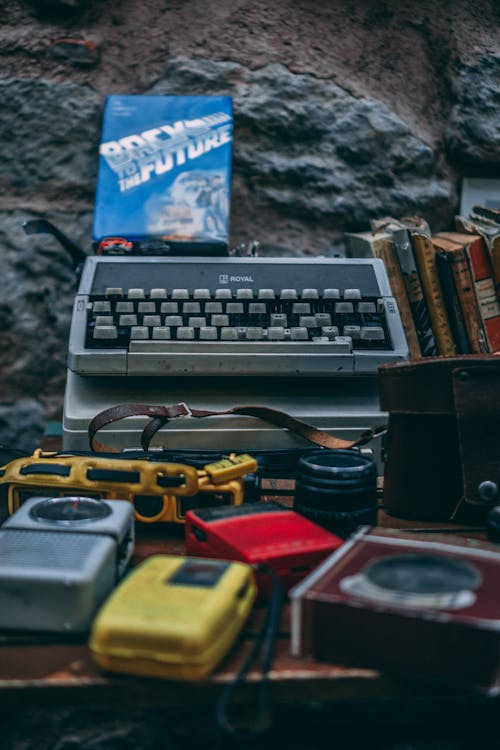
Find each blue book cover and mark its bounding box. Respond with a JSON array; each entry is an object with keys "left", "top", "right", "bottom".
[{"left": 93, "top": 95, "right": 233, "bottom": 246}]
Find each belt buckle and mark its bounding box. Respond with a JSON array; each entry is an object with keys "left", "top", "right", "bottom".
[{"left": 177, "top": 402, "right": 193, "bottom": 418}]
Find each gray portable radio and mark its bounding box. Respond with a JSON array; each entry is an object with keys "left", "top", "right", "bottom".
[{"left": 0, "top": 496, "right": 134, "bottom": 633}]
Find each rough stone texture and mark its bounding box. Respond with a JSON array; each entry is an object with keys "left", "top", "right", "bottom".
[
  {"left": 150, "top": 58, "right": 455, "bottom": 251},
  {"left": 0, "top": 0, "right": 499, "bottom": 447},
  {"left": 445, "top": 52, "right": 500, "bottom": 173},
  {"left": 0, "top": 209, "right": 92, "bottom": 448},
  {"left": 0, "top": 78, "right": 101, "bottom": 201}
]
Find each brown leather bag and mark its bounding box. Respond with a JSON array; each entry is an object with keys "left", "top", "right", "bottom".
[{"left": 379, "top": 355, "right": 500, "bottom": 522}]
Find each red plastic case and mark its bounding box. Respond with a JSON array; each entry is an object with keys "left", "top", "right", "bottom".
[{"left": 185, "top": 502, "right": 343, "bottom": 601}]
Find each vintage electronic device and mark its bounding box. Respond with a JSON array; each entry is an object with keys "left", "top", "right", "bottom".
[
  {"left": 185, "top": 502, "right": 343, "bottom": 600},
  {"left": 62, "top": 369, "right": 386, "bottom": 465},
  {"left": 0, "top": 450, "right": 255, "bottom": 524},
  {"left": 68, "top": 256, "right": 407, "bottom": 378},
  {"left": 89, "top": 555, "right": 257, "bottom": 681},
  {"left": 0, "top": 496, "right": 134, "bottom": 632},
  {"left": 290, "top": 526, "right": 500, "bottom": 694},
  {"left": 62, "top": 254, "right": 405, "bottom": 455}
]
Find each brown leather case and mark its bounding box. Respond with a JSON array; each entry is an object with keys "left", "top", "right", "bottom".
[{"left": 379, "top": 356, "right": 500, "bottom": 522}]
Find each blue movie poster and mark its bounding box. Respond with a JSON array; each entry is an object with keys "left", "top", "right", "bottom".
[{"left": 93, "top": 95, "right": 233, "bottom": 244}]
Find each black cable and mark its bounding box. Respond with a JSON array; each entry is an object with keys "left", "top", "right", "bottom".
[
  {"left": 0, "top": 446, "right": 31, "bottom": 465},
  {"left": 23, "top": 219, "right": 88, "bottom": 271},
  {"left": 215, "top": 564, "right": 283, "bottom": 741}
]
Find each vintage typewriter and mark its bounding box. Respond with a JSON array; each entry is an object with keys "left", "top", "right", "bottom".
[
  {"left": 63, "top": 255, "right": 408, "bottom": 456},
  {"left": 69, "top": 256, "right": 406, "bottom": 376}
]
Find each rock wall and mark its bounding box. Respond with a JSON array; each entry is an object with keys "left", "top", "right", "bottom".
[{"left": 1, "top": 0, "right": 499, "bottom": 449}]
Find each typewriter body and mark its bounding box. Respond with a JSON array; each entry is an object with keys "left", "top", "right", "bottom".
[{"left": 63, "top": 255, "right": 408, "bottom": 457}]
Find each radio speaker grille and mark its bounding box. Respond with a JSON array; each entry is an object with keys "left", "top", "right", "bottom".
[{"left": 0, "top": 529, "right": 102, "bottom": 569}]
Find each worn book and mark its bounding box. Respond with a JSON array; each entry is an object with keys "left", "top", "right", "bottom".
[
  {"left": 344, "top": 231, "right": 421, "bottom": 358},
  {"left": 456, "top": 212, "right": 500, "bottom": 293},
  {"left": 370, "top": 216, "right": 440, "bottom": 356},
  {"left": 436, "top": 232, "right": 500, "bottom": 353},
  {"left": 389, "top": 226, "right": 438, "bottom": 356},
  {"left": 407, "top": 231, "right": 456, "bottom": 355},
  {"left": 433, "top": 234, "right": 488, "bottom": 353},
  {"left": 469, "top": 205, "right": 500, "bottom": 227},
  {"left": 398, "top": 215, "right": 456, "bottom": 355},
  {"left": 434, "top": 249, "right": 471, "bottom": 354}
]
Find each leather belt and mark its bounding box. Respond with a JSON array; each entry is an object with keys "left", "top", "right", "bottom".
[{"left": 88, "top": 402, "right": 386, "bottom": 453}]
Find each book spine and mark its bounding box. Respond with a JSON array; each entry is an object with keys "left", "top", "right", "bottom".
[
  {"left": 435, "top": 250, "right": 471, "bottom": 354},
  {"left": 465, "top": 236, "right": 500, "bottom": 352},
  {"left": 391, "top": 228, "right": 438, "bottom": 357},
  {"left": 375, "top": 239, "right": 421, "bottom": 359},
  {"left": 489, "top": 236, "right": 500, "bottom": 291},
  {"left": 448, "top": 246, "right": 488, "bottom": 354},
  {"left": 410, "top": 233, "right": 456, "bottom": 356},
  {"left": 454, "top": 216, "right": 500, "bottom": 287}
]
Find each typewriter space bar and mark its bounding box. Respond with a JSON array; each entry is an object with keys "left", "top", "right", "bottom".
[
  {"left": 128, "top": 340, "right": 354, "bottom": 376},
  {"left": 129, "top": 340, "right": 353, "bottom": 354}
]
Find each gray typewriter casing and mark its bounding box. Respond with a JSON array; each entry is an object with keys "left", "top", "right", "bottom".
[
  {"left": 0, "top": 498, "right": 134, "bottom": 632},
  {"left": 62, "top": 370, "right": 387, "bottom": 470},
  {"left": 63, "top": 255, "right": 407, "bottom": 459}
]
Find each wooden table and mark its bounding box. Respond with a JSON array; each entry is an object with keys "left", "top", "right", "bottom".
[{"left": 2, "top": 455, "right": 500, "bottom": 748}]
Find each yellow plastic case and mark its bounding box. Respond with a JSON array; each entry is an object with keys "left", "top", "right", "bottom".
[
  {"left": 89, "top": 555, "right": 257, "bottom": 681},
  {"left": 0, "top": 451, "right": 256, "bottom": 524}
]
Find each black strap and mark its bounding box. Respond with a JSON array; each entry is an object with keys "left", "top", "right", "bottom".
[{"left": 215, "top": 564, "right": 283, "bottom": 740}]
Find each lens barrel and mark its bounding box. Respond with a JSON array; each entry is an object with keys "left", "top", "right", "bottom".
[
  {"left": 487, "top": 506, "right": 500, "bottom": 543},
  {"left": 294, "top": 450, "right": 378, "bottom": 538}
]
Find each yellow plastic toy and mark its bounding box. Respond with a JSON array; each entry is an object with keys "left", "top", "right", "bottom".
[{"left": 89, "top": 555, "right": 257, "bottom": 681}]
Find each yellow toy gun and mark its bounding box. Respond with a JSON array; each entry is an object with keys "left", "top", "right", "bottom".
[{"left": 0, "top": 449, "right": 257, "bottom": 524}]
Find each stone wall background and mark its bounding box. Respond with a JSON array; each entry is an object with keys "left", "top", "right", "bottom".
[{"left": 1, "top": 0, "right": 499, "bottom": 449}]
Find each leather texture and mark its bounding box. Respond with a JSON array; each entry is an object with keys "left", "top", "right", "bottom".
[
  {"left": 88, "top": 402, "right": 384, "bottom": 454},
  {"left": 379, "top": 355, "right": 500, "bottom": 522}
]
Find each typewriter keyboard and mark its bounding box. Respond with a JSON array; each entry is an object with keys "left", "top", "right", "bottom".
[{"left": 68, "top": 256, "right": 408, "bottom": 376}]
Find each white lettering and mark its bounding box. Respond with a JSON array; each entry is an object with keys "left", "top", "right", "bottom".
[
  {"left": 142, "top": 128, "right": 169, "bottom": 146},
  {"left": 160, "top": 121, "right": 187, "bottom": 138},
  {"left": 100, "top": 140, "right": 126, "bottom": 167},
  {"left": 187, "top": 140, "right": 205, "bottom": 159},
  {"left": 154, "top": 151, "right": 174, "bottom": 174},
  {"left": 100, "top": 113, "right": 233, "bottom": 192}
]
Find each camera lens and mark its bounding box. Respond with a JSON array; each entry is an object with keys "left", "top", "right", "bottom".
[
  {"left": 487, "top": 505, "right": 500, "bottom": 543},
  {"left": 294, "top": 449, "right": 378, "bottom": 538}
]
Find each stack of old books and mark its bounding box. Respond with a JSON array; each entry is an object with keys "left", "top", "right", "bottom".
[{"left": 345, "top": 206, "right": 500, "bottom": 359}]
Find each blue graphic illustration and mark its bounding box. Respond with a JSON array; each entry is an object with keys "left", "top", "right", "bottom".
[{"left": 93, "top": 95, "right": 233, "bottom": 243}]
